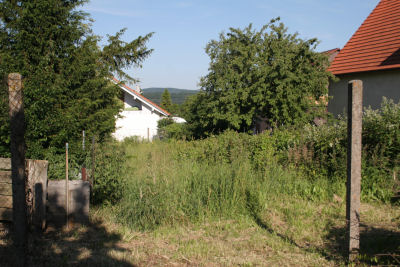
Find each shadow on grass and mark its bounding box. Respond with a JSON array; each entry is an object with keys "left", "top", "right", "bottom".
[
  {"left": 0, "top": 216, "right": 135, "bottom": 267},
  {"left": 250, "top": 210, "right": 400, "bottom": 265},
  {"left": 324, "top": 223, "right": 400, "bottom": 265},
  {"left": 245, "top": 190, "right": 304, "bottom": 249},
  {"left": 0, "top": 189, "right": 136, "bottom": 267},
  {"left": 245, "top": 192, "right": 400, "bottom": 265}
]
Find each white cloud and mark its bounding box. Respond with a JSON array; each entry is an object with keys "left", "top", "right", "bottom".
[
  {"left": 175, "top": 1, "right": 194, "bottom": 8},
  {"left": 83, "top": 6, "right": 146, "bottom": 18}
]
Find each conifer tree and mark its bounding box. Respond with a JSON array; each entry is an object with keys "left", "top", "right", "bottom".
[
  {"left": 160, "top": 89, "right": 172, "bottom": 113},
  {"left": 0, "top": 0, "right": 153, "bottom": 156}
]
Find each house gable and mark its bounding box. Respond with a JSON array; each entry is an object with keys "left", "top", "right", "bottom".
[
  {"left": 111, "top": 77, "right": 170, "bottom": 116},
  {"left": 328, "top": 0, "right": 400, "bottom": 75},
  {"left": 327, "top": 0, "right": 400, "bottom": 116},
  {"left": 111, "top": 77, "right": 170, "bottom": 141}
]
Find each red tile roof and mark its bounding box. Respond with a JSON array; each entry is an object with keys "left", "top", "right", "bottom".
[
  {"left": 322, "top": 48, "right": 340, "bottom": 63},
  {"left": 328, "top": 0, "right": 400, "bottom": 75},
  {"left": 111, "top": 77, "right": 171, "bottom": 116}
]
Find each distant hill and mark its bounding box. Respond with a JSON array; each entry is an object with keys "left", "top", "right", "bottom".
[{"left": 142, "top": 87, "right": 199, "bottom": 105}]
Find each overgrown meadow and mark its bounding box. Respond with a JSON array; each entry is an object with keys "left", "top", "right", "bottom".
[
  {"left": 33, "top": 99, "right": 400, "bottom": 265},
  {"left": 91, "top": 98, "right": 398, "bottom": 217}
]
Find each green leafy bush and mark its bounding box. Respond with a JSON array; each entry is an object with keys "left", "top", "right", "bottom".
[
  {"left": 91, "top": 140, "right": 127, "bottom": 205},
  {"left": 162, "top": 123, "right": 190, "bottom": 140},
  {"left": 157, "top": 118, "right": 190, "bottom": 140},
  {"left": 286, "top": 98, "right": 400, "bottom": 202}
]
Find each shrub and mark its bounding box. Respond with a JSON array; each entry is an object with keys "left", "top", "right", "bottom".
[
  {"left": 157, "top": 118, "right": 191, "bottom": 140},
  {"left": 91, "top": 140, "right": 127, "bottom": 205},
  {"left": 287, "top": 98, "right": 400, "bottom": 202},
  {"left": 163, "top": 122, "right": 190, "bottom": 140}
]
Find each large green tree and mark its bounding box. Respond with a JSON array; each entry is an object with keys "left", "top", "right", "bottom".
[
  {"left": 186, "top": 18, "right": 333, "bottom": 137},
  {"left": 0, "top": 0, "right": 153, "bottom": 157}
]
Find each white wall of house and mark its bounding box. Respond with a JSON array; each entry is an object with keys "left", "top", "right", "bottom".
[
  {"left": 328, "top": 69, "right": 400, "bottom": 116},
  {"left": 113, "top": 91, "right": 166, "bottom": 141}
]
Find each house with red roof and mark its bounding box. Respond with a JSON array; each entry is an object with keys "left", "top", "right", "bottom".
[
  {"left": 111, "top": 77, "right": 171, "bottom": 141},
  {"left": 327, "top": 0, "right": 400, "bottom": 115}
]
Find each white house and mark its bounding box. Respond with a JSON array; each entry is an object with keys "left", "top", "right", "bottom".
[{"left": 111, "top": 77, "right": 170, "bottom": 141}]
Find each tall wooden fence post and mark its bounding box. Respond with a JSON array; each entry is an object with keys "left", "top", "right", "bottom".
[
  {"left": 346, "top": 80, "right": 363, "bottom": 262},
  {"left": 8, "top": 73, "right": 27, "bottom": 266}
]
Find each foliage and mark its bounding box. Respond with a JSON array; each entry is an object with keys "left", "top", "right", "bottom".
[
  {"left": 362, "top": 97, "right": 400, "bottom": 169},
  {"left": 286, "top": 98, "right": 400, "bottom": 202},
  {"left": 157, "top": 117, "right": 173, "bottom": 139},
  {"left": 91, "top": 140, "right": 127, "bottom": 205},
  {"left": 115, "top": 131, "right": 342, "bottom": 230},
  {"left": 116, "top": 138, "right": 286, "bottom": 230},
  {"left": 37, "top": 138, "right": 127, "bottom": 205},
  {"left": 160, "top": 89, "right": 173, "bottom": 113},
  {"left": 114, "top": 98, "right": 400, "bottom": 230},
  {"left": 168, "top": 103, "right": 182, "bottom": 116},
  {"left": 157, "top": 117, "right": 174, "bottom": 129},
  {"left": 0, "top": 0, "right": 153, "bottom": 157},
  {"left": 157, "top": 118, "right": 189, "bottom": 140},
  {"left": 186, "top": 18, "right": 334, "bottom": 137},
  {"left": 161, "top": 123, "right": 190, "bottom": 140}
]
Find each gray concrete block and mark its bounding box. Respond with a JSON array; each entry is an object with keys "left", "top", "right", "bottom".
[{"left": 47, "top": 180, "right": 90, "bottom": 227}]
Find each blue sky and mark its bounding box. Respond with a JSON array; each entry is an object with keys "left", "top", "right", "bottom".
[{"left": 83, "top": 0, "right": 380, "bottom": 90}]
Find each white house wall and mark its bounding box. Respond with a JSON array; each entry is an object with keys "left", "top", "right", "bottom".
[
  {"left": 113, "top": 91, "right": 165, "bottom": 141},
  {"left": 114, "top": 110, "right": 162, "bottom": 141}
]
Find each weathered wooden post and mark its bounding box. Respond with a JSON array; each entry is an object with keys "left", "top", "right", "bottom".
[
  {"left": 346, "top": 80, "right": 363, "bottom": 262},
  {"left": 8, "top": 73, "right": 27, "bottom": 266}
]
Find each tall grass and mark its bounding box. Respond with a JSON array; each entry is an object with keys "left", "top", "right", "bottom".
[
  {"left": 108, "top": 99, "right": 400, "bottom": 230},
  {"left": 114, "top": 132, "right": 342, "bottom": 231}
]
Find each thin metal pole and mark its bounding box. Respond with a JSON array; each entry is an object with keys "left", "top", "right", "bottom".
[
  {"left": 65, "top": 143, "right": 69, "bottom": 229},
  {"left": 82, "top": 130, "right": 85, "bottom": 151},
  {"left": 82, "top": 130, "right": 86, "bottom": 181},
  {"left": 91, "top": 136, "right": 95, "bottom": 186}
]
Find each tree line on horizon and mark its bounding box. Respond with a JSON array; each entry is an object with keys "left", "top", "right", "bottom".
[{"left": 142, "top": 87, "right": 198, "bottom": 107}]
